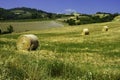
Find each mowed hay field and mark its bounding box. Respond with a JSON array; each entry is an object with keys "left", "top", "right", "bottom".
[
  {"left": 0, "top": 21, "right": 63, "bottom": 32},
  {"left": 0, "top": 21, "right": 120, "bottom": 80}
]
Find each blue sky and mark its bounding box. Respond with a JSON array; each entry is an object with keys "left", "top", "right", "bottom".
[{"left": 0, "top": 0, "right": 120, "bottom": 14}]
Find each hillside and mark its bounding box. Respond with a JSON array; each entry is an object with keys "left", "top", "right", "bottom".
[
  {"left": 64, "top": 12, "right": 119, "bottom": 25},
  {"left": 0, "top": 7, "right": 64, "bottom": 20},
  {"left": 0, "top": 21, "right": 120, "bottom": 80}
]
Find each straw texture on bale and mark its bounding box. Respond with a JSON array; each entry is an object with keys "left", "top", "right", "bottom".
[
  {"left": 17, "top": 34, "right": 39, "bottom": 51},
  {"left": 103, "top": 26, "right": 109, "bottom": 31},
  {"left": 82, "top": 28, "right": 89, "bottom": 35}
]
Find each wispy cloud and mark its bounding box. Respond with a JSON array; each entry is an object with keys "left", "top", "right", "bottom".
[{"left": 65, "top": 9, "right": 76, "bottom": 13}]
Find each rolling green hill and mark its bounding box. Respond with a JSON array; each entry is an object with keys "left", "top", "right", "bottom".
[
  {"left": 0, "top": 7, "right": 64, "bottom": 20},
  {"left": 0, "top": 21, "right": 120, "bottom": 80}
]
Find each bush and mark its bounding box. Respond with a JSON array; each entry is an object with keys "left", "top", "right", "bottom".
[
  {"left": 7, "top": 25, "right": 14, "bottom": 33},
  {"left": 0, "top": 29, "right": 1, "bottom": 34},
  {"left": 66, "top": 18, "right": 76, "bottom": 25}
]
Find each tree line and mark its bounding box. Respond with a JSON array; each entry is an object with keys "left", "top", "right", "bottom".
[{"left": 65, "top": 12, "right": 119, "bottom": 25}]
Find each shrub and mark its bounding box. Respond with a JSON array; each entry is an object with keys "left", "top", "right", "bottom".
[
  {"left": 66, "top": 18, "right": 76, "bottom": 25},
  {"left": 7, "top": 25, "right": 14, "bottom": 33},
  {"left": 0, "top": 29, "right": 1, "bottom": 34}
]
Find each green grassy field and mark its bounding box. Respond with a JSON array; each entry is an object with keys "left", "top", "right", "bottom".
[{"left": 0, "top": 21, "right": 120, "bottom": 80}]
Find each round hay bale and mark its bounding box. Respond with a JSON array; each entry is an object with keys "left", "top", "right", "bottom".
[
  {"left": 82, "top": 28, "right": 89, "bottom": 35},
  {"left": 102, "top": 26, "right": 109, "bottom": 31},
  {"left": 17, "top": 34, "right": 39, "bottom": 51}
]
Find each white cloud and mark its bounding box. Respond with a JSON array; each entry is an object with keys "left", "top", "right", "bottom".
[{"left": 65, "top": 9, "right": 76, "bottom": 13}]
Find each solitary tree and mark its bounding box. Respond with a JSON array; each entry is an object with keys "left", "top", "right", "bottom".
[{"left": 7, "top": 25, "right": 14, "bottom": 33}]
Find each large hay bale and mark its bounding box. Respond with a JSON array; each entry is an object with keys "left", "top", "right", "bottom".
[
  {"left": 17, "top": 34, "right": 39, "bottom": 51},
  {"left": 82, "top": 28, "right": 89, "bottom": 35},
  {"left": 102, "top": 26, "right": 109, "bottom": 31}
]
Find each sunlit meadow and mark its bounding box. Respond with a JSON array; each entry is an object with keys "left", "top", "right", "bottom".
[{"left": 0, "top": 21, "right": 120, "bottom": 80}]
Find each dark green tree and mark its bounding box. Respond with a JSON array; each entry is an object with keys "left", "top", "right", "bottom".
[
  {"left": 7, "top": 25, "right": 14, "bottom": 33},
  {"left": 0, "top": 29, "right": 1, "bottom": 34}
]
